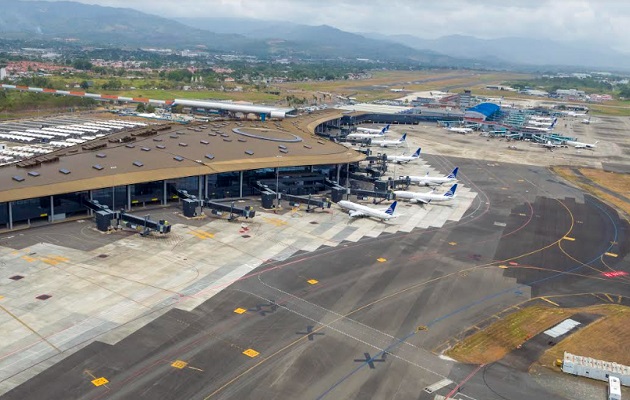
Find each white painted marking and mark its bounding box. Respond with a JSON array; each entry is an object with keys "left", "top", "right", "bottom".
[
  {"left": 424, "top": 378, "right": 453, "bottom": 393},
  {"left": 544, "top": 319, "right": 581, "bottom": 338}
]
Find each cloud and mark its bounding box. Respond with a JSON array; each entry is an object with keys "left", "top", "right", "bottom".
[{"left": 33, "top": 0, "right": 630, "bottom": 52}]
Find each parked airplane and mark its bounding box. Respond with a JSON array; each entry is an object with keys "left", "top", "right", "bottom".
[
  {"left": 581, "top": 117, "right": 591, "bottom": 125},
  {"left": 387, "top": 147, "right": 421, "bottom": 164},
  {"left": 538, "top": 140, "right": 561, "bottom": 150},
  {"left": 446, "top": 127, "right": 473, "bottom": 134},
  {"left": 346, "top": 129, "right": 387, "bottom": 140},
  {"left": 564, "top": 111, "right": 588, "bottom": 117},
  {"left": 566, "top": 140, "right": 598, "bottom": 149},
  {"left": 394, "top": 184, "right": 458, "bottom": 205},
  {"left": 408, "top": 167, "right": 458, "bottom": 186},
  {"left": 337, "top": 200, "right": 398, "bottom": 221},
  {"left": 357, "top": 124, "right": 390, "bottom": 134},
  {"left": 370, "top": 133, "right": 407, "bottom": 148}
]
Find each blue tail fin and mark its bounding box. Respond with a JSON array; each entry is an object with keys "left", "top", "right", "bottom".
[
  {"left": 384, "top": 124, "right": 390, "bottom": 132},
  {"left": 446, "top": 167, "right": 458, "bottom": 179},
  {"left": 551, "top": 118, "right": 558, "bottom": 128},
  {"left": 444, "top": 184, "right": 457, "bottom": 197},
  {"left": 385, "top": 201, "right": 397, "bottom": 215},
  {"left": 412, "top": 147, "right": 421, "bottom": 158},
  {"left": 399, "top": 133, "right": 407, "bottom": 142}
]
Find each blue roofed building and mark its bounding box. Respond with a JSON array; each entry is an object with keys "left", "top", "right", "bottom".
[{"left": 465, "top": 103, "right": 501, "bottom": 121}]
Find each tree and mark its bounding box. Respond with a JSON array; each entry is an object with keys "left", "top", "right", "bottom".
[
  {"left": 72, "top": 59, "right": 93, "bottom": 71},
  {"left": 80, "top": 80, "right": 90, "bottom": 90},
  {"left": 136, "top": 103, "right": 145, "bottom": 112},
  {"left": 145, "top": 104, "right": 156, "bottom": 113},
  {"left": 618, "top": 85, "right": 630, "bottom": 99}
]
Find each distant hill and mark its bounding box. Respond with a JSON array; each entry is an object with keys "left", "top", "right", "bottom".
[
  {"left": 363, "top": 33, "right": 630, "bottom": 70},
  {"left": 0, "top": 2, "right": 473, "bottom": 65},
  {"left": 0, "top": 1, "right": 264, "bottom": 53},
  {"left": 176, "top": 17, "right": 474, "bottom": 65}
]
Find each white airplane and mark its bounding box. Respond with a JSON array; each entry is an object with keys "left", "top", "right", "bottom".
[
  {"left": 357, "top": 124, "right": 390, "bottom": 134},
  {"left": 394, "top": 184, "right": 458, "bottom": 205},
  {"left": 387, "top": 147, "right": 421, "bottom": 164},
  {"left": 370, "top": 133, "right": 407, "bottom": 148},
  {"left": 446, "top": 127, "right": 473, "bottom": 134},
  {"left": 408, "top": 167, "right": 458, "bottom": 186},
  {"left": 538, "top": 140, "right": 561, "bottom": 150},
  {"left": 346, "top": 129, "right": 387, "bottom": 140},
  {"left": 337, "top": 200, "right": 398, "bottom": 221},
  {"left": 566, "top": 140, "right": 598, "bottom": 149},
  {"left": 564, "top": 111, "right": 588, "bottom": 117},
  {"left": 581, "top": 117, "right": 591, "bottom": 125}
]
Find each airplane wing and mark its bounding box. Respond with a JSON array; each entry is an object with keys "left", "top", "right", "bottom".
[
  {"left": 349, "top": 210, "right": 367, "bottom": 218},
  {"left": 412, "top": 198, "right": 429, "bottom": 204}
]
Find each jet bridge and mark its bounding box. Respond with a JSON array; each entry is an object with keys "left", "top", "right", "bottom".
[
  {"left": 255, "top": 182, "right": 332, "bottom": 211},
  {"left": 84, "top": 199, "right": 171, "bottom": 235},
  {"left": 174, "top": 189, "right": 256, "bottom": 220}
]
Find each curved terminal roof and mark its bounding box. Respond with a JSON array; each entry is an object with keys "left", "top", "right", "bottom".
[
  {"left": 465, "top": 103, "right": 500, "bottom": 120},
  {"left": 0, "top": 111, "right": 363, "bottom": 203},
  {"left": 172, "top": 99, "right": 294, "bottom": 119}
]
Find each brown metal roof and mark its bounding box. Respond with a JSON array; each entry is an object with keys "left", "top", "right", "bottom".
[{"left": 0, "top": 112, "right": 363, "bottom": 202}]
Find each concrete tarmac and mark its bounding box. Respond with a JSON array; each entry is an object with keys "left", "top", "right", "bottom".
[{"left": 1, "top": 155, "right": 629, "bottom": 400}]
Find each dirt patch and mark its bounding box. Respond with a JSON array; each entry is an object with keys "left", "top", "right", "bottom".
[
  {"left": 447, "top": 304, "right": 630, "bottom": 365},
  {"left": 539, "top": 305, "right": 630, "bottom": 367}
]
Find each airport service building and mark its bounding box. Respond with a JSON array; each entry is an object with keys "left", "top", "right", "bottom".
[{"left": 0, "top": 112, "right": 364, "bottom": 230}]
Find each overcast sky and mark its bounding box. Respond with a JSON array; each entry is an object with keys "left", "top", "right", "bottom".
[{"left": 42, "top": 0, "right": 630, "bottom": 52}]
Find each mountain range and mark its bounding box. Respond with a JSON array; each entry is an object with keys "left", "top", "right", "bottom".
[{"left": 0, "top": 1, "right": 628, "bottom": 70}]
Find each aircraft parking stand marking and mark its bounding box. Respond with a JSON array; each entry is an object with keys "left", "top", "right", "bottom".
[
  {"left": 90, "top": 377, "right": 109, "bottom": 387},
  {"left": 171, "top": 360, "right": 188, "bottom": 369},
  {"left": 242, "top": 348, "right": 260, "bottom": 358},
  {"left": 563, "top": 236, "right": 576, "bottom": 241},
  {"left": 190, "top": 230, "right": 215, "bottom": 239},
  {"left": 604, "top": 252, "right": 618, "bottom": 257}
]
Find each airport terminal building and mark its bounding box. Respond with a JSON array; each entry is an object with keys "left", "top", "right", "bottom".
[{"left": 0, "top": 112, "right": 364, "bottom": 230}]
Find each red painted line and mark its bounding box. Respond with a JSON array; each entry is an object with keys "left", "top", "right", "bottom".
[
  {"left": 69, "top": 91, "right": 85, "bottom": 96},
  {"left": 43, "top": 88, "right": 56, "bottom": 93},
  {"left": 445, "top": 363, "right": 485, "bottom": 398},
  {"left": 101, "top": 94, "right": 119, "bottom": 100},
  {"left": 132, "top": 97, "right": 150, "bottom": 103},
  {"left": 15, "top": 85, "right": 29, "bottom": 90}
]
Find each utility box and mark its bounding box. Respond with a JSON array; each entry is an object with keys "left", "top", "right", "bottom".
[{"left": 331, "top": 187, "right": 345, "bottom": 203}]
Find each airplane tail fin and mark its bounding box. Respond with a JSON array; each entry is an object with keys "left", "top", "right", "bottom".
[
  {"left": 595, "top": 140, "right": 600, "bottom": 144},
  {"left": 385, "top": 201, "right": 397, "bottom": 216},
  {"left": 446, "top": 167, "right": 458, "bottom": 179},
  {"left": 412, "top": 147, "right": 421, "bottom": 158},
  {"left": 384, "top": 124, "right": 390, "bottom": 132},
  {"left": 399, "top": 133, "right": 407, "bottom": 142},
  {"left": 444, "top": 184, "right": 458, "bottom": 198},
  {"left": 551, "top": 118, "right": 558, "bottom": 128}
]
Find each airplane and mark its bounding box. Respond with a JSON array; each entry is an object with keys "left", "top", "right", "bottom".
[
  {"left": 566, "top": 140, "right": 598, "bottom": 149},
  {"left": 538, "top": 140, "right": 561, "bottom": 150},
  {"left": 386, "top": 147, "right": 421, "bottom": 164},
  {"left": 346, "top": 129, "right": 387, "bottom": 140},
  {"left": 357, "top": 124, "right": 390, "bottom": 134},
  {"left": 408, "top": 167, "right": 458, "bottom": 186},
  {"left": 446, "top": 127, "right": 473, "bottom": 134},
  {"left": 394, "top": 184, "right": 458, "bottom": 205},
  {"left": 563, "top": 110, "right": 588, "bottom": 117},
  {"left": 581, "top": 117, "right": 591, "bottom": 125},
  {"left": 337, "top": 200, "right": 398, "bottom": 221},
  {"left": 370, "top": 133, "right": 407, "bottom": 148}
]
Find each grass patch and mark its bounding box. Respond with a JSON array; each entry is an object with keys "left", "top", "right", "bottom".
[
  {"left": 552, "top": 166, "right": 630, "bottom": 219},
  {"left": 539, "top": 305, "right": 630, "bottom": 367},
  {"left": 447, "top": 304, "right": 630, "bottom": 365},
  {"left": 588, "top": 104, "right": 630, "bottom": 116},
  {"left": 447, "top": 305, "right": 572, "bottom": 364}
]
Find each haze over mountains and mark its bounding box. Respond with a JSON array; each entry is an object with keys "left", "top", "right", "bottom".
[{"left": 0, "top": 0, "right": 628, "bottom": 70}]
